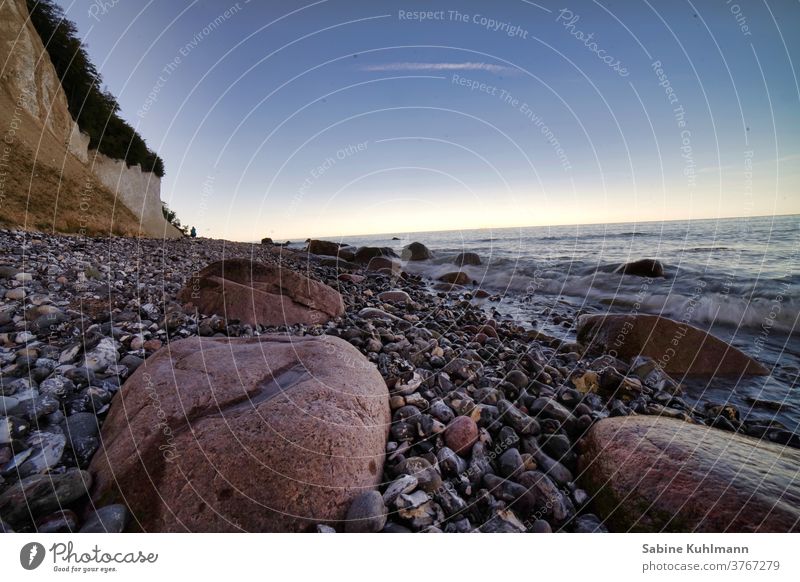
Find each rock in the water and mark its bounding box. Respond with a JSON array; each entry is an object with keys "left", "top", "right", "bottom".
[
  {"left": 344, "top": 491, "right": 387, "bottom": 533},
  {"left": 0, "top": 469, "right": 91, "bottom": 526},
  {"left": 438, "top": 272, "right": 470, "bottom": 286},
  {"left": 354, "top": 246, "right": 398, "bottom": 264},
  {"left": 308, "top": 239, "right": 342, "bottom": 257},
  {"left": 614, "top": 258, "right": 665, "bottom": 278},
  {"left": 454, "top": 252, "right": 481, "bottom": 266},
  {"left": 577, "top": 314, "right": 768, "bottom": 376},
  {"left": 578, "top": 416, "right": 800, "bottom": 532},
  {"left": 402, "top": 242, "right": 432, "bottom": 261},
  {"left": 178, "top": 258, "right": 345, "bottom": 327},
  {"left": 89, "top": 334, "right": 389, "bottom": 532}
]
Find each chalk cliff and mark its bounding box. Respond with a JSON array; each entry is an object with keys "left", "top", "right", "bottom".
[{"left": 0, "top": 0, "right": 182, "bottom": 238}]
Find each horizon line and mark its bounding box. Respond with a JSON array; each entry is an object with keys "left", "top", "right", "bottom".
[{"left": 264, "top": 212, "right": 799, "bottom": 244}]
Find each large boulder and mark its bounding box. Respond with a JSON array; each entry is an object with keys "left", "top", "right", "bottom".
[
  {"left": 402, "top": 242, "right": 432, "bottom": 261},
  {"left": 577, "top": 314, "right": 767, "bottom": 376},
  {"left": 89, "top": 334, "right": 390, "bottom": 532},
  {"left": 354, "top": 247, "right": 398, "bottom": 264},
  {"left": 307, "top": 239, "right": 341, "bottom": 257},
  {"left": 579, "top": 416, "right": 800, "bottom": 532},
  {"left": 439, "top": 271, "right": 470, "bottom": 286},
  {"left": 178, "top": 259, "right": 344, "bottom": 327},
  {"left": 614, "top": 258, "right": 665, "bottom": 278},
  {"left": 454, "top": 252, "right": 481, "bottom": 266}
]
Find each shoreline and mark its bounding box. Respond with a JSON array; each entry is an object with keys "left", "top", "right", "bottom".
[{"left": 0, "top": 229, "right": 797, "bottom": 533}]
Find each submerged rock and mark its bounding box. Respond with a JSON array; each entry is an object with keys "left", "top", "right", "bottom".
[
  {"left": 577, "top": 314, "right": 768, "bottom": 376},
  {"left": 614, "top": 258, "right": 665, "bottom": 278}
]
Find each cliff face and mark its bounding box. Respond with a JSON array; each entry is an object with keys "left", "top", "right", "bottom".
[{"left": 0, "top": 0, "right": 181, "bottom": 238}]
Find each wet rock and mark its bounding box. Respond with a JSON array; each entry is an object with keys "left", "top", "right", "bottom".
[
  {"left": 454, "top": 252, "right": 481, "bottom": 266},
  {"left": 438, "top": 272, "right": 470, "bottom": 286},
  {"left": 308, "top": 240, "right": 342, "bottom": 257},
  {"left": 614, "top": 258, "right": 665, "bottom": 278},
  {"left": 577, "top": 314, "right": 768, "bottom": 376},
  {"left": 402, "top": 242, "right": 432, "bottom": 261},
  {"left": 354, "top": 247, "right": 399, "bottom": 264}
]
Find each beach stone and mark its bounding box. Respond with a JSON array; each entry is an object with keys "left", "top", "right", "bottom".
[
  {"left": 80, "top": 504, "right": 129, "bottom": 533},
  {"left": 308, "top": 240, "right": 342, "bottom": 257},
  {"left": 578, "top": 416, "right": 800, "bottom": 532},
  {"left": 378, "top": 290, "right": 412, "bottom": 304},
  {"left": 402, "top": 242, "right": 432, "bottom": 261},
  {"left": 577, "top": 314, "right": 768, "bottom": 376},
  {"left": 0, "top": 266, "right": 19, "bottom": 279},
  {"left": 5, "top": 288, "right": 26, "bottom": 300},
  {"left": 354, "top": 247, "right": 398, "bottom": 264},
  {"left": 338, "top": 273, "right": 364, "bottom": 284},
  {"left": 36, "top": 509, "right": 78, "bottom": 533},
  {"left": 615, "top": 258, "right": 665, "bottom": 278},
  {"left": 438, "top": 272, "right": 470, "bottom": 286},
  {"left": 62, "top": 412, "right": 100, "bottom": 466},
  {"left": 454, "top": 252, "right": 481, "bottom": 266},
  {"left": 344, "top": 491, "right": 387, "bottom": 533},
  {"left": 19, "top": 431, "right": 66, "bottom": 476},
  {"left": 365, "top": 256, "right": 402, "bottom": 274},
  {"left": 89, "top": 334, "right": 389, "bottom": 532},
  {"left": 0, "top": 469, "right": 91, "bottom": 526},
  {"left": 83, "top": 337, "right": 119, "bottom": 373},
  {"left": 444, "top": 416, "right": 479, "bottom": 455},
  {"left": 383, "top": 474, "right": 418, "bottom": 505},
  {"left": 395, "top": 457, "right": 442, "bottom": 493},
  {"left": 178, "top": 258, "right": 344, "bottom": 327}
]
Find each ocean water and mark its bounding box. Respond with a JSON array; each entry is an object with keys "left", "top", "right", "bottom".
[{"left": 306, "top": 215, "right": 800, "bottom": 431}]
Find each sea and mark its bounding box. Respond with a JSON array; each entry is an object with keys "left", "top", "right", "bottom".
[{"left": 293, "top": 215, "right": 800, "bottom": 432}]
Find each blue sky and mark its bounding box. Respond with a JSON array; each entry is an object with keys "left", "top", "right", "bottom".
[{"left": 59, "top": 0, "right": 799, "bottom": 241}]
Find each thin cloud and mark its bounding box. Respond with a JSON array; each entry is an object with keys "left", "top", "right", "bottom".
[{"left": 360, "top": 61, "right": 515, "bottom": 74}]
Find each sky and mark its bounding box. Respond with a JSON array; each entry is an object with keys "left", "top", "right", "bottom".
[{"left": 58, "top": 0, "right": 800, "bottom": 241}]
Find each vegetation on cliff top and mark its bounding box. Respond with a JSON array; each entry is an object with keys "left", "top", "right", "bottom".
[{"left": 26, "top": 0, "right": 165, "bottom": 177}]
